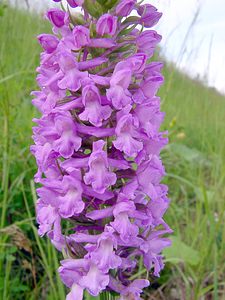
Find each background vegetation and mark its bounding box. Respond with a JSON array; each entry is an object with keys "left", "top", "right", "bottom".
[{"left": 0, "top": 4, "right": 224, "bottom": 300}]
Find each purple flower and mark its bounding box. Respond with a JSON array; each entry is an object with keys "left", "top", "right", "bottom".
[
  {"left": 138, "top": 4, "right": 163, "bottom": 28},
  {"left": 140, "top": 232, "right": 171, "bottom": 276},
  {"left": 113, "top": 108, "right": 143, "bottom": 157},
  {"left": 107, "top": 64, "right": 132, "bottom": 109},
  {"left": 58, "top": 52, "right": 88, "bottom": 91},
  {"left": 32, "top": 1, "right": 171, "bottom": 299},
  {"left": 135, "top": 99, "right": 165, "bottom": 137},
  {"left": 126, "top": 53, "right": 147, "bottom": 73},
  {"left": 59, "top": 258, "right": 88, "bottom": 288},
  {"left": 72, "top": 26, "right": 90, "bottom": 49},
  {"left": 106, "top": 86, "right": 131, "bottom": 110},
  {"left": 53, "top": 112, "right": 82, "bottom": 157},
  {"left": 31, "top": 143, "right": 58, "bottom": 182},
  {"left": 79, "top": 84, "right": 112, "bottom": 127},
  {"left": 86, "top": 227, "right": 122, "bottom": 272},
  {"left": 133, "top": 73, "right": 164, "bottom": 104},
  {"left": 33, "top": 110, "right": 82, "bottom": 158},
  {"left": 58, "top": 171, "right": 84, "bottom": 218},
  {"left": 116, "top": 0, "right": 136, "bottom": 17},
  {"left": 38, "top": 34, "right": 59, "bottom": 53},
  {"left": 111, "top": 194, "right": 139, "bottom": 242},
  {"left": 147, "top": 184, "right": 170, "bottom": 227},
  {"left": 36, "top": 198, "right": 61, "bottom": 239},
  {"left": 136, "top": 155, "right": 165, "bottom": 200},
  {"left": 137, "top": 30, "right": 162, "bottom": 56},
  {"left": 59, "top": 259, "right": 109, "bottom": 297},
  {"left": 120, "top": 279, "right": 150, "bottom": 300},
  {"left": 46, "top": 9, "right": 69, "bottom": 28},
  {"left": 96, "top": 14, "right": 117, "bottom": 36},
  {"left": 79, "top": 264, "right": 109, "bottom": 296},
  {"left": 84, "top": 140, "right": 117, "bottom": 194},
  {"left": 111, "top": 64, "right": 132, "bottom": 89},
  {"left": 36, "top": 179, "right": 63, "bottom": 240}
]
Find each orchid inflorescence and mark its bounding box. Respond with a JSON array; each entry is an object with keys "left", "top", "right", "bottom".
[{"left": 31, "top": 0, "right": 172, "bottom": 299}]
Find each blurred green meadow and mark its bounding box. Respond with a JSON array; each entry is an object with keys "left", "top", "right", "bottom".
[{"left": 0, "top": 4, "right": 225, "bottom": 300}]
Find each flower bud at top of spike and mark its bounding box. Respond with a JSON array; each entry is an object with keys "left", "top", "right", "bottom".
[
  {"left": 46, "top": 9, "right": 69, "bottom": 28},
  {"left": 116, "top": 0, "right": 136, "bottom": 17},
  {"left": 96, "top": 14, "right": 118, "bottom": 36},
  {"left": 137, "top": 4, "right": 162, "bottom": 28}
]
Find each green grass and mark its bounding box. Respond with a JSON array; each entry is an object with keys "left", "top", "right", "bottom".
[{"left": 0, "top": 4, "right": 225, "bottom": 300}]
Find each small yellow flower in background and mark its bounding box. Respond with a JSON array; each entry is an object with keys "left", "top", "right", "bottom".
[{"left": 177, "top": 132, "right": 186, "bottom": 140}]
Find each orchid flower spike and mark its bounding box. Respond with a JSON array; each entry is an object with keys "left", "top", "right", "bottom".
[{"left": 31, "top": 0, "right": 171, "bottom": 299}]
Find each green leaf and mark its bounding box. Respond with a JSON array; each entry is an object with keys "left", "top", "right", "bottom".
[
  {"left": 118, "top": 24, "right": 138, "bottom": 36},
  {"left": 163, "top": 236, "right": 200, "bottom": 266},
  {"left": 122, "top": 16, "right": 139, "bottom": 24}
]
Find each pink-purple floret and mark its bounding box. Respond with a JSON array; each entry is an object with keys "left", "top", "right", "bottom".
[{"left": 31, "top": 0, "right": 172, "bottom": 299}]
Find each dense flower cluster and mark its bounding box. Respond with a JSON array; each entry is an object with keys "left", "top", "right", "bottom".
[{"left": 31, "top": 0, "right": 172, "bottom": 299}]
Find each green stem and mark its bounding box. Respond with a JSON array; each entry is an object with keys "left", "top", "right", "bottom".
[{"left": 100, "top": 291, "right": 116, "bottom": 300}]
